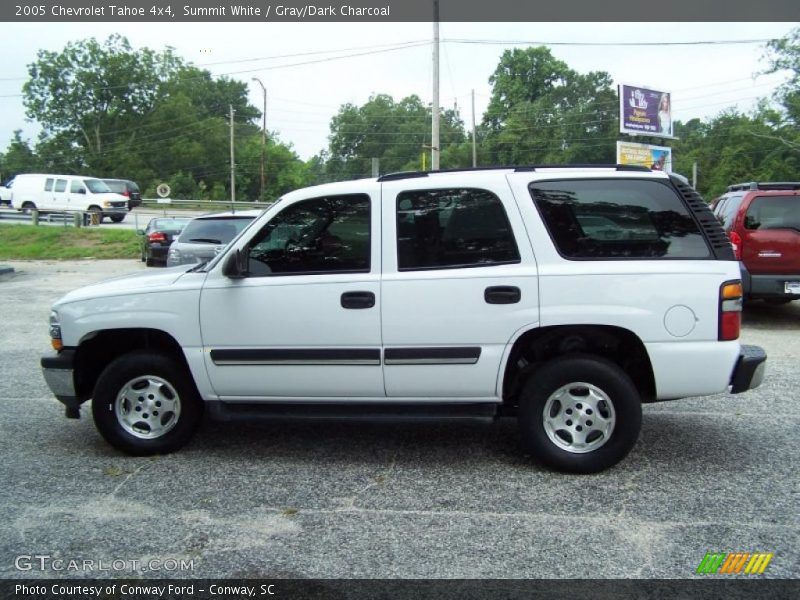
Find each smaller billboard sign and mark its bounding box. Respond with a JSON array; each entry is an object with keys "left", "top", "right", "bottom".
[
  {"left": 616, "top": 141, "right": 673, "bottom": 173},
  {"left": 619, "top": 84, "right": 673, "bottom": 138}
]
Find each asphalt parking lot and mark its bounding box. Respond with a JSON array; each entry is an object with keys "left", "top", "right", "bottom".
[{"left": 0, "top": 260, "right": 797, "bottom": 580}]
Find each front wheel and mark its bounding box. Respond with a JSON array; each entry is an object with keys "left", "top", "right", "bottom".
[
  {"left": 518, "top": 355, "right": 642, "bottom": 473},
  {"left": 110, "top": 214, "right": 125, "bottom": 223},
  {"left": 88, "top": 205, "right": 104, "bottom": 224},
  {"left": 92, "top": 351, "right": 203, "bottom": 455}
]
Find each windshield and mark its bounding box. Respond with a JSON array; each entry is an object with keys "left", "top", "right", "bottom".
[
  {"left": 85, "top": 179, "right": 112, "bottom": 193},
  {"left": 179, "top": 216, "right": 256, "bottom": 244},
  {"left": 104, "top": 180, "right": 126, "bottom": 193},
  {"left": 744, "top": 196, "right": 800, "bottom": 231}
]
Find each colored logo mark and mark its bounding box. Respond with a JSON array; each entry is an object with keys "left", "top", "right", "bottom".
[{"left": 696, "top": 552, "right": 773, "bottom": 574}]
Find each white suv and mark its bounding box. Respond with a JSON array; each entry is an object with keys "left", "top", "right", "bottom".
[{"left": 41, "top": 166, "right": 766, "bottom": 473}]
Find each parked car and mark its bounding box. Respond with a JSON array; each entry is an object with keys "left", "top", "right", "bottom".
[
  {"left": 166, "top": 211, "right": 260, "bottom": 267},
  {"left": 40, "top": 166, "right": 766, "bottom": 473},
  {"left": 0, "top": 178, "right": 13, "bottom": 206},
  {"left": 102, "top": 179, "right": 142, "bottom": 210},
  {"left": 713, "top": 181, "right": 800, "bottom": 304},
  {"left": 138, "top": 217, "right": 191, "bottom": 267},
  {"left": 10, "top": 173, "right": 128, "bottom": 222}
]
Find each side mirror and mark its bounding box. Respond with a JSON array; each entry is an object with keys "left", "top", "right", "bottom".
[
  {"left": 222, "top": 248, "right": 249, "bottom": 279},
  {"left": 77, "top": 188, "right": 86, "bottom": 194}
]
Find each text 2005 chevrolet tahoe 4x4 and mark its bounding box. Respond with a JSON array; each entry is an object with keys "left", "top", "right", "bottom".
[{"left": 41, "top": 166, "right": 766, "bottom": 473}]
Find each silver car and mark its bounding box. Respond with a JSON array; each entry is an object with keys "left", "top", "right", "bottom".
[{"left": 166, "top": 210, "right": 260, "bottom": 267}]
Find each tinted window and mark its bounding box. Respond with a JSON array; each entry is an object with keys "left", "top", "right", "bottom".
[
  {"left": 149, "top": 218, "right": 190, "bottom": 233},
  {"left": 246, "top": 194, "right": 370, "bottom": 276},
  {"left": 44, "top": 178, "right": 53, "bottom": 192},
  {"left": 530, "top": 179, "right": 711, "bottom": 259},
  {"left": 104, "top": 180, "right": 126, "bottom": 193},
  {"left": 85, "top": 179, "right": 111, "bottom": 193},
  {"left": 396, "top": 188, "right": 519, "bottom": 271},
  {"left": 716, "top": 193, "right": 745, "bottom": 230},
  {"left": 744, "top": 195, "right": 800, "bottom": 231},
  {"left": 70, "top": 180, "right": 85, "bottom": 194},
  {"left": 180, "top": 217, "right": 254, "bottom": 244},
  {"left": 54, "top": 179, "right": 67, "bottom": 193}
]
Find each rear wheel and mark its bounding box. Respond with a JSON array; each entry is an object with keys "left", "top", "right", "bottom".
[
  {"left": 92, "top": 351, "right": 203, "bottom": 455},
  {"left": 518, "top": 355, "right": 642, "bottom": 473},
  {"left": 21, "top": 201, "right": 35, "bottom": 214}
]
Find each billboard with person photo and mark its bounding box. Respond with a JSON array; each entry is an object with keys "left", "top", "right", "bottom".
[{"left": 619, "top": 84, "right": 673, "bottom": 138}]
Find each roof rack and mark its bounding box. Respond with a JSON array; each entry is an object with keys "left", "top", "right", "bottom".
[
  {"left": 376, "top": 164, "right": 651, "bottom": 182},
  {"left": 727, "top": 182, "right": 800, "bottom": 192}
]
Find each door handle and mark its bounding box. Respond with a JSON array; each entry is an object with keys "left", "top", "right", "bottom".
[
  {"left": 341, "top": 291, "right": 375, "bottom": 309},
  {"left": 484, "top": 286, "right": 521, "bottom": 304}
]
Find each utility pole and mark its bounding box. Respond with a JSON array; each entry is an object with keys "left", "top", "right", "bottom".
[
  {"left": 252, "top": 77, "right": 267, "bottom": 202},
  {"left": 471, "top": 89, "right": 477, "bottom": 168},
  {"left": 431, "top": 0, "right": 440, "bottom": 171},
  {"left": 692, "top": 161, "right": 697, "bottom": 189},
  {"left": 229, "top": 104, "right": 236, "bottom": 210}
]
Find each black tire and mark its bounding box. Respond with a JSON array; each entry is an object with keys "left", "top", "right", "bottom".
[
  {"left": 92, "top": 351, "right": 203, "bottom": 455},
  {"left": 110, "top": 214, "right": 125, "bottom": 223},
  {"left": 145, "top": 257, "right": 154, "bottom": 267},
  {"left": 518, "top": 354, "right": 642, "bottom": 474},
  {"left": 88, "top": 205, "right": 104, "bottom": 224},
  {"left": 21, "top": 201, "right": 35, "bottom": 214}
]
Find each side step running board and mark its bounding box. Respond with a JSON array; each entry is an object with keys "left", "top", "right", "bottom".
[{"left": 206, "top": 401, "right": 499, "bottom": 424}]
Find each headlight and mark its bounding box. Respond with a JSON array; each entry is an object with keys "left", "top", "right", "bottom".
[
  {"left": 49, "top": 310, "right": 63, "bottom": 351},
  {"left": 102, "top": 201, "right": 111, "bottom": 208}
]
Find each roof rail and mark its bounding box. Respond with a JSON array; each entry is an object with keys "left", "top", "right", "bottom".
[
  {"left": 727, "top": 182, "right": 800, "bottom": 192},
  {"left": 377, "top": 164, "right": 651, "bottom": 182}
]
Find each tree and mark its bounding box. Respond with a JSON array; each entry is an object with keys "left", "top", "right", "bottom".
[
  {"left": 0, "top": 131, "right": 40, "bottom": 180},
  {"left": 481, "top": 47, "right": 619, "bottom": 165},
  {"left": 324, "top": 94, "right": 467, "bottom": 180}
]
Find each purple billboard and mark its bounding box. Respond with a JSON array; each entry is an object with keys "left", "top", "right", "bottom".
[{"left": 619, "top": 84, "right": 673, "bottom": 138}]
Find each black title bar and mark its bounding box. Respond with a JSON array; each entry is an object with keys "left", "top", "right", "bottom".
[{"left": 2, "top": 0, "right": 799, "bottom": 22}]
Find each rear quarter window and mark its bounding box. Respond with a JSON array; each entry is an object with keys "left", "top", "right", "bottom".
[{"left": 529, "top": 179, "right": 711, "bottom": 260}]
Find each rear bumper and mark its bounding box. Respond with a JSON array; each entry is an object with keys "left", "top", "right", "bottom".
[
  {"left": 730, "top": 345, "right": 767, "bottom": 394},
  {"left": 746, "top": 272, "right": 800, "bottom": 300},
  {"left": 41, "top": 348, "right": 82, "bottom": 418}
]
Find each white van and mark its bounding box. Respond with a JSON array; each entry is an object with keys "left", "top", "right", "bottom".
[{"left": 11, "top": 174, "right": 129, "bottom": 223}]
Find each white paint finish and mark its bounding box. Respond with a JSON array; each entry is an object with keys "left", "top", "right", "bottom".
[
  {"left": 379, "top": 174, "right": 540, "bottom": 397},
  {"left": 10, "top": 173, "right": 128, "bottom": 213},
  {"left": 663, "top": 305, "right": 697, "bottom": 338},
  {"left": 646, "top": 341, "right": 741, "bottom": 399},
  {"left": 199, "top": 187, "right": 384, "bottom": 399}
]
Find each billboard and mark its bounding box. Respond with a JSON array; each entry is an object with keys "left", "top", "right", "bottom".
[
  {"left": 616, "top": 141, "right": 673, "bottom": 173},
  {"left": 619, "top": 84, "right": 673, "bottom": 138}
]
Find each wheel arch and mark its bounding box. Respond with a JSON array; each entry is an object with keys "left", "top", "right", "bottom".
[
  {"left": 73, "top": 328, "right": 194, "bottom": 402},
  {"left": 499, "top": 324, "right": 656, "bottom": 412}
]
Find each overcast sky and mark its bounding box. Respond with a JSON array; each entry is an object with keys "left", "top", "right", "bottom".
[{"left": 0, "top": 22, "right": 797, "bottom": 161}]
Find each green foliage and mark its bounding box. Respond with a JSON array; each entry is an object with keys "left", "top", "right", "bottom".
[
  {"left": 0, "top": 224, "right": 139, "bottom": 260},
  {"left": 324, "top": 94, "right": 467, "bottom": 179},
  {"left": 14, "top": 35, "right": 311, "bottom": 202}
]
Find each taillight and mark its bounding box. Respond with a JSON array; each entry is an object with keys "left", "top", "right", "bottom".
[
  {"left": 148, "top": 232, "right": 166, "bottom": 243},
  {"left": 729, "top": 231, "right": 742, "bottom": 260},
  {"left": 719, "top": 281, "right": 742, "bottom": 341},
  {"left": 123, "top": 191, "right": 130, "bottom": 197}
]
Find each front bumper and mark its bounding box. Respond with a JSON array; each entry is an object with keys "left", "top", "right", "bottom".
[
  {"left": 41, "top": 349, "right": 81, "bottom": 418},
  {"left": 730, "top": 345, "right": 767, "bottom": 394}
]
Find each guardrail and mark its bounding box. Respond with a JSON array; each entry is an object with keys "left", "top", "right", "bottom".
[
  {"left": 141, "top": 198, "right": 273, "bottom": 211},
  {"left": 0, "top": 209, "right": 101, "bottom": 227}
]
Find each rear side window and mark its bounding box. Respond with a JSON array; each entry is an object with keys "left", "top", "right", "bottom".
[
  {"left": 744, "top": 195, "right": 800, "bottom": 231},
  {"left": 44, "top": 178, "right": 54, "bottom": 192},
  {"left": 396, "top": 188, "right": 520, "bottom": 271},
  {"left": 181, "top": 217, "right": 254, "bottom": 244},
  {"left": 530, "top": 179, "right": 711, "bottom": 259},
  {"left": 715, "top": 193, "right": 745, "bottom": 230},
  {"left": 54, "top": 179, "right": 67, "bottom": 193}
]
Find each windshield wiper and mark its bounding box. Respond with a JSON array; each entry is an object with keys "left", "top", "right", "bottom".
[{"left": 187, "top": 238, "right": 222, "bottom": 244}]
